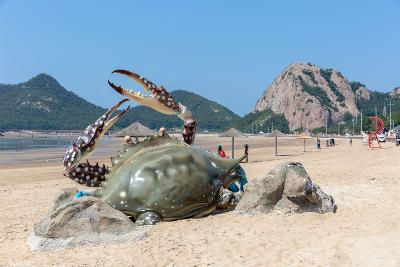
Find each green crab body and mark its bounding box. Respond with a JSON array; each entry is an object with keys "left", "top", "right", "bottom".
[{"left": 98, "top": 136, "right": 244, "bottom": 221}]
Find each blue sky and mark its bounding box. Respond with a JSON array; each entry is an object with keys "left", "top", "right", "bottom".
[{"left": 0, "top": 0, "right": 399, "bottom": 115}]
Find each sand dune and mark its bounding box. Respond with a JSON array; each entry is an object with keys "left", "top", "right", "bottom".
[{"left": 0, "top": 136, "right": 399, "bottom": 266}]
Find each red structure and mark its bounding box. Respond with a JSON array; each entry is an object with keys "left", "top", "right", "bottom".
[{"left": 368, "top": 116, "right": 384, "bottom": 148}]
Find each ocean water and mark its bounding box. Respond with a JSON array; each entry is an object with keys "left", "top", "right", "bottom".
[{"left": 0, "top": 137, "right": 74, "bottom": 151}]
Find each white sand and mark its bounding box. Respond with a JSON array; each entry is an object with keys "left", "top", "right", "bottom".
[{"left": 0, "top": 137, "right": 399, "bottom": 266}]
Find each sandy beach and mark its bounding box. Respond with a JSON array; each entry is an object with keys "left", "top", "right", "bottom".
[{"left": 0, "top": 136, "right": 399, "bottom": 266}]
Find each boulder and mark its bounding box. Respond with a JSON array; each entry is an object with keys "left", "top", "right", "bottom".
[
  {"left": 235, "top": 162, "right": 336, "bottom": 214},
  {"left": 28, "top": 188, "right": 147, "bottom": 251}
]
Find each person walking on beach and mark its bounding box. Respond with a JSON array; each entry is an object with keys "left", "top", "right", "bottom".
[
  {"left": 244, "top": 144, "right": 249, "bottom": 162},
  {"left": 349, "top": 137, "right": 352, "bottom": 146},
  {"left": 317, "top": 138, "right": 321, "bottom": 149}
]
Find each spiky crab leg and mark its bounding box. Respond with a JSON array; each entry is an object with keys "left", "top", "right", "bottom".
[
  {"left": 63, "top": 99, "right": 130, "bottom": 187},
  {"left": 108, "top": 70, "right": 197, "bottom": 144}
]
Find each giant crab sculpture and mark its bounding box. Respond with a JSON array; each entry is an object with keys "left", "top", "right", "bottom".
[{"left": 63, "top": 70, "right": 247, "bottom": 225}]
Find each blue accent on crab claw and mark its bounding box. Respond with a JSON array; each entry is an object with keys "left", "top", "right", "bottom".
[
  {"left": 228, "top": 183, "right": 240, "bottom": 192},
  {"left": 227, "top": 165, "right": 248, "bottom": 193},
  {"left": 75, "top": 191, "right": 88, "bottom": 199},
  {"left": 236, "top": 165, "right": 248, "bottom": 192}
]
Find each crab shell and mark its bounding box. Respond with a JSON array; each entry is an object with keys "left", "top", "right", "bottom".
[{"left": 97, "top": 135, "right": 244, "bottom": 220}]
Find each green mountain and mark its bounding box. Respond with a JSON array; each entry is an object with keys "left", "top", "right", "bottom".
[
  {"left": 0, "top": 74, "right": 105, "bottom": 130},
  {"left": 0, "top": 74, "right": 241, "bottom": 131},
  {"left": 118, "top": 90, "right": 240, "bottom": 131}
]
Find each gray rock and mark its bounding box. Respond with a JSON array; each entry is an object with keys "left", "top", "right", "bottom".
[
  {"left": 235, "top": 162, "right": 336, "bottom": 214},
  {"left": 28, "top": 188, "right": 147, "bottom": 251}
]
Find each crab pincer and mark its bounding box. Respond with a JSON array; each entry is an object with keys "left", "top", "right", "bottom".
[
  {"left": 63, "top": 98, "right": 130, "bottom": 187},
  {"left": 108, "top": 70, "right": 197, "bottom": 144}
]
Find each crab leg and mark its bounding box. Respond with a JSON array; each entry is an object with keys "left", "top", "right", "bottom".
[
  {"left": 108, "top": 70, "right": 197, "bottom": 144},
  {"left": 63, "top": 99, "right": 130, "bottom": 187}
]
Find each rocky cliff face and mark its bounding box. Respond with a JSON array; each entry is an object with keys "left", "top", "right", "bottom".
[
  {"left": 389, "top": 87, "right": 400, "bottom": 98},
  {"left": 255, "top": 63, "right": 371, "bottom": 131}
]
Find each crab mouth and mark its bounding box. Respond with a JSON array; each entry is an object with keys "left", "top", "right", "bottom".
[{"left": 108, "top": 69, "right": 180, "bottom": 115}]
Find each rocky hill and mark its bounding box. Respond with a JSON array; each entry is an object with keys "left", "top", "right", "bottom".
[
  {"left": 389, "top": 87, "right": 400, "bottom": 98},
  {"left": 255, "top": 62, "right": 397, "bottom": 131}
]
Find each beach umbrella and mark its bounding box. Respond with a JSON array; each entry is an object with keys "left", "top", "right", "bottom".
[
  {"left": 218, "top": 128, "right": 245, "bottom": 137},
  {"left": 219, "top": 128, "right": 245, "bottom": 159},
  {"left": 297, "top": 133, "right": 313, "bottom": 152},
  {"left": 268, "top": 130, "right": 287, "bottom": 156},
  {"left": 115, "top": 122, "right": 156, "bottom": 140}
]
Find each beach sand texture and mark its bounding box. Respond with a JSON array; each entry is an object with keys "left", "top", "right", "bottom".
[{"left": 0, "top": 136, "right": 399, "bottom": 266}]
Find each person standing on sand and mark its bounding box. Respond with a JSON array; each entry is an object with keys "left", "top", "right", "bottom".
[
  {"left": 217, "top": 144, "right": 226, "bottom": 158},
  {"left": 317, "top": 138, "right": 321, "bottom": 149},
  {"left": 158, "top": 127, "right": 166, "bottom": 137},
  {"left": 349, "top": 137, "right": 352, "bottom": 146},
  {"left": 124, "top": 136, "right": 134, "bottom": 144}
]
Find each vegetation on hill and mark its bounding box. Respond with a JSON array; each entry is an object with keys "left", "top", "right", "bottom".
[
  {"left": 319, "top": 69, "right": 345, "bottom": 102},
  {"left": 233, "top": 109, "right": 290, "bottom": 134},
  {"left": 298, "top": 76, "right": 335, "bottom": 110},
  {"left": 302, "top": 70, "right": 317, "bottom": 84},
  {"left": 0, "top": 74, "right": 105, "bottom": 130},
  {"left": 356, "top": 91, "right": 400, "bottom": 116},
  {"left": 1, "top": 72, "right": 398, "bottom": 135},
  {"left": 349, "top": 81, "right": 365, "bottom": 93},
  {"left": 118, "top": 90, "right": 240, "bottom": 131},
  {"left": 301, "top": 68, "right": 346, "bottom": 103},
  {"left": 312, "top": 111, "right": 355, "bottom": 134}
]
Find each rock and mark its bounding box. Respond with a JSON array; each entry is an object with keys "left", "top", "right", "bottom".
[
  {"left": 389, "top": 86, "right": 400, "bottom": 98},
  {"left": 235, "top": 162, "right": 336, "bottom": 214},
  {"left": 28, "top": 188, "right": 147, "bottom": 251},
  {"left": 355, "top": 85, "right": 371, "bottom": 101}
]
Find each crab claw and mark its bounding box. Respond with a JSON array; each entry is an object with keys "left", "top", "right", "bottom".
[
  {"left": 63, "top": 98, "right": 130, "bottom": 169},
  {"left": 108, "top": 69, "right": 181, "bottom": 116},
  {"left": 108, "top": 69, "right": 198, "bottom": 145}
]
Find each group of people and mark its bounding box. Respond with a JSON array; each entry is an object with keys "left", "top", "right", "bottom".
[
  {"left": 327, "top": 138, "right": 336, "bottom": 147},
  {"left": 316, "top": 137, "right": 337, "bottom": 148}
]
